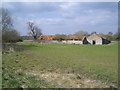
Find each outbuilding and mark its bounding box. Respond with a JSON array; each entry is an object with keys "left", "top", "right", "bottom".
[{"left": 82, "top": 33, "right": 111, "bottom": 45}]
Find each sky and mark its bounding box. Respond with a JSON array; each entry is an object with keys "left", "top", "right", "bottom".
[{"left": 2, "top": 2, "right": 118, "bottom": 35}]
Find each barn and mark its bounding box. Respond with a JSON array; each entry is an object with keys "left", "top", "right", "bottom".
[{"left": 82, "top": 33, "right": 111, "bottom": 45}]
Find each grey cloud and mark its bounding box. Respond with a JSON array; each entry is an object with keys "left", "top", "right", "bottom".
[
  {"left": 2, "top": 2, "right": 118, "bottom": 35},
  {"left": 3, "top": 2, "right": 61, "bottom": 14}
]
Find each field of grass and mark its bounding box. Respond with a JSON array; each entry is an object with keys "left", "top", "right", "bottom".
[{"left": 2, "top": 42, "right": 118, "bottom": 88}]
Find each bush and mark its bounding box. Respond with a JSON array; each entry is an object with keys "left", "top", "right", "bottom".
[{"left": 2, "top": 29, "right": 21, "bottom": 43}]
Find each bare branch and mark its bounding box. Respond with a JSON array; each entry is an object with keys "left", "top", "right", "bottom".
[{"left": 27, "top": 22, "right": 42, "bottom": 40}]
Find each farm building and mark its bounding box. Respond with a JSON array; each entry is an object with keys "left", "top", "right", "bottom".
[
  {"left": 83, "top": 33, "right": 111, "bottom": 45},
  {"left": 61, "top": 34, "right": 111, "bottom": 45},
  {"left": 37, "top": 34, "right": 110, "bottom": 45},
  {"left": 38, "top": 35, "right": 55, "bottom": 40},
  {"left": 62, "top": 36, "right": 83, "bottom": 44}
]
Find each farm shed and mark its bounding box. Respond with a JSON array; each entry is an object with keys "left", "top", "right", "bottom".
[
  {"left": 62, "top": 36, "right": 82, "bottom": 44},
  {"left": 84, "top": 33, "right": 111, "bottom": 45}
]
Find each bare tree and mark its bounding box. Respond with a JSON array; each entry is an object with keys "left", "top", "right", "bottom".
[
  {"left": 27, "top": 22, "right": 42, "bottom": 40},
  {"left": 1, "top": 8, "right": 22, "bottom": 54},
  {"left": 1, "top": 8, "right": 20, "bottom": 43},
  {"left": 1, "top": 8, "right": 13, "bottom": 31}
]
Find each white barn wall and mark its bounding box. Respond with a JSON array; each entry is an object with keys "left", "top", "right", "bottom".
[
  {"left": 87, "top": 38, "right": 102, "bottom": 45},
  {"left": 62, "top": 40, "right": 82, "bottom": 44},
  {"left": 87, "top": 34, "right": 102, "bottom": 45}
]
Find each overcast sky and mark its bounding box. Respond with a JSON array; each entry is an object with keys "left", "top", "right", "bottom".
[{"left": 2, "top": 2, "right": 118, "bottom": 35}]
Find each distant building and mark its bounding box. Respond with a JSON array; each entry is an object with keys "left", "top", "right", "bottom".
[
  {"left": 37, "top": 34, "right": 111, "bottom": 45},
  {"left": 62, "top": 36, "right": 82, "bottom": 44},
  {"left": 82, "top": 33, "right": 111, "bottom": 45},
  {"left": 38, "top": 35, "right": 55, "bottom": 40}
]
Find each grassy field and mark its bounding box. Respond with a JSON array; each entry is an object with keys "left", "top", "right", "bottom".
[{"left": 2, "top": 42, "right": 118, "bottom": 88}]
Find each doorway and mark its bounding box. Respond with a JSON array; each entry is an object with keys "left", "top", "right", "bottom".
[{"left": 92, "top": 40, "right": 96, "bottom": 45}]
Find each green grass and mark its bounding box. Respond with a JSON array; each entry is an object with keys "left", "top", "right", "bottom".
[
  {"left": 2, "top": 67, "right": 54, "bottom": 88},
  {"left": 2, "top": 42, "right": 118, "bottom": 88}
]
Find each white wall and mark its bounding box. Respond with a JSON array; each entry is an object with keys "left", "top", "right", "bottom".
[
  {"left": 62, "top": 40, "right": 82, "bottom": 44},
  {"left": 86, "top": 34, "right": 103, "bottom": 45},
  {"left": 87, "top": 39, "right": 102, "bottom": 45}
]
